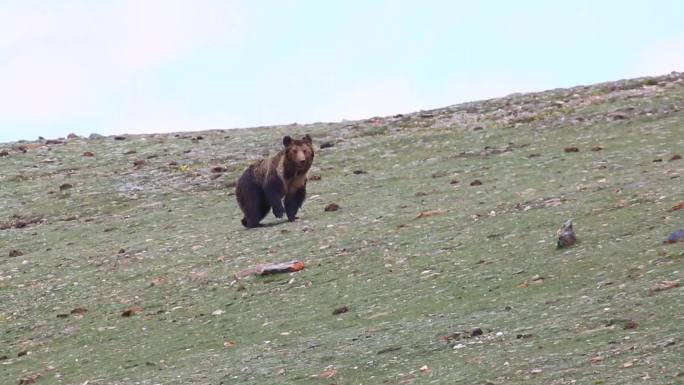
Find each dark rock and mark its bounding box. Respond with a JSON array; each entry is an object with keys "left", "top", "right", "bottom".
[
  {"left": 88, "top": 133, "right": 103, "bottom": 140},
  {"left": 0, "top": 215, "right": 43, "bottom": 230},
  {"left": 324, "top": 203, "right": 340, "bottom": 212},
  {"left": 45, "top": 139, "right": 63, "bottom": 145},
  {"left": 332, "top": 305, "right": 349, "bottom": 315},
  {"left": 564, "top": 146, "right": 579, "bottom": 152},
  {"left": 59, "top": 183, "right": 73, "bottom": 191},
  {"left": 114, "top": 136, "right": 126, "bottom": 140},
  {"left": 211, "top": 166, "right": 227, "bottom": 173},
  {"left": 133, "top": 159, "right": 147, "bottom": 168},
  {"left": 470, "top": 327, "right": 483, "bottom": 337},
  {"left": 319, "top": 141, "right": 335, "bottom": 149},
  {"left": 9, "top": 249, "right": 23, "bottom": 257},
  {"left": 353, "top": 170, "right": 367, "bottom": 175},
  {"left": 376, "top": 346, "right": 402, "bottom": 355},
  {"left": 670, "top": 154, "right": 682, "bottom": 161},
  {"left": 82, "top": 151, "right": 95, "bottom": 157},
  {"left": 308, "top": 175, "right": 322, "bottom": 181},
  {"left": 0, "top": 150, "right": 8, "bottom": 157},
  {"left": 470, "top": 180, "right": 482, "bottom": 186},
  {"left": 67, "top": 133, "right": 78, "bottom": 139},
  {"left": 557, "top": 219, "right": 577, "bottom": 248}
]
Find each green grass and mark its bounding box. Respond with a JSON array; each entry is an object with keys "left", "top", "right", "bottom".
[{"left": 1, "top": 74, "right": 683, "bottom": 385}]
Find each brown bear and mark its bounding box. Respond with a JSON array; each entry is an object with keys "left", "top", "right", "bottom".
[{"left": 235, "top": 134, "right": 314, "bottom": 228}]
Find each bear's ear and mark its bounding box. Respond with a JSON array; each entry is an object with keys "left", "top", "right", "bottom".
[
  {"left": 282, "top": 136, "right": 292, "bottom": 147},
  {"left": 302, "top": 134, "right": 312, "bottom": 144}
]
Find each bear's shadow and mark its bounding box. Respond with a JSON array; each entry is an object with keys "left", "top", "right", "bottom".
[{"left": 244, "top": 219, "right": 291, "bottom": 229}]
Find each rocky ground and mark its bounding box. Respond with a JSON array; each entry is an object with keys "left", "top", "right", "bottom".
[{"left": 1, "top": 73, "right": 683, "bottom": 384}]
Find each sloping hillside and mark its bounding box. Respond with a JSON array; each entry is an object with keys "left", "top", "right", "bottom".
[{"left": 1, "top": 73, "right": 683, "bottom": 384}]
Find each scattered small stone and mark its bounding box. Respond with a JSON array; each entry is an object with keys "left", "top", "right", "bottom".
[
  {"left": 377, "top": 346, "right": 402, "bottom": 355},
  {"left": 0, "top": 215, "right": 43, "bottom": 230},
  {"left": 470, "top": 179, "right": 482, "bottom": 186},
  {"left": 470, "top": 327, "right": 483, "bottom": 337},
  {"left": 669, "top": 202, "right": 684, "bottom": 212},
  {"left": 319, "top": 141, "right": 335, "bottom": 149},
  {"left": 473, "top": 126, "right": 484, "bottom": 131},
  {"left": 70, "top": 307, "right": 88, "bottom": 315},
  {"left": 650, "top": 280, "right": 679, "bottom": 292},
  {"left": 332, "top": 305, "right": 349, "bottom": 315},
  {"left": 59, "top": 183, "right": 73, "bottom": 191},
  {"left": 564, "top": 146, "right": 579, "bottom": 152},
  {"left": 19, "top": 374, "right": 40, "bottom": 385},
  {"left": 133, "top": 159, "right": 147, "bottom": 168},
  {"left": 530, "top": 275, "right": 544, "bottom": 284},
  {"left": 352, "top": 170, "right": 367, "bottom": 175},
  {"left": 450, "top": 179, "right": 460, "bottom": 185},
  {"left": 619, "top": 359, "right": 637, "bottom": 368},
  {"left": 324, "top": 203, "right": 340, "bottom": 212},
  {"left": 17, "top": 350, "right": 27, "bottom": 357},
  {"left": 12, "top": 144, "right": 28, "bottom": 153},
  {"left": 623, "top": 320, "right": 638, "bottom": 330},
  {"left": 121, "top": 306, "right": 143, "bottom": 317},
  {"left": 664, "top": 229, "right": 684, "bottom": 244},
  {"left": 415, "top": 209, "right": 446, "bottom": 218},
  {"left": 118, "top": 248, "right": 126, "bottom": 254},
  {"left": 82, "top": 151, "right": 95, "bottom": 157},
  {"left": 9, "top": 249, "right": 23, "bottom": 257},
  {"left": 516, "top": 333, "right": 533, "bottom": 339}
]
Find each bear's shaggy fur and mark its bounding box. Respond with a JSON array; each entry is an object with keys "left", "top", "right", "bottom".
[{"left": 236, "top": 135, "right": 314, "bottom": 228}]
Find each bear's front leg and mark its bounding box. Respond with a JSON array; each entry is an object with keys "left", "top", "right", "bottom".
[
  {"left": 285, "top": 186, "right": 306, "bottom": 222},
  {"left": 264, "top": 178, "right": 285, "bottom": 218}
]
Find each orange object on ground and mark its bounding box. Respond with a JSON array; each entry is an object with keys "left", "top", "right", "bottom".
[{"left": 235, "top": 259, "right": 305, "bottom": 278}]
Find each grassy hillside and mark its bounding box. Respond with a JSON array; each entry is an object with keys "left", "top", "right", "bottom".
[{"left": 1, "top": 73, "right": 683, "bottom": 385}]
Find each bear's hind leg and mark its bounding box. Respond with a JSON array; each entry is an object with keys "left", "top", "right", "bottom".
[{"left": 239, "top": 179, "right": 270, "bottom": 228}]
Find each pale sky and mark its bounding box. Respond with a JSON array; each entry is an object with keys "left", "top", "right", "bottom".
[{"left": 1, "top": 0, "right": 683, "bottom": 143}]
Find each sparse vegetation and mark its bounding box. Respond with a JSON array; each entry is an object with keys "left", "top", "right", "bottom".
[{"left": 1, "top": 73, "right": 683, "bottom": 384}]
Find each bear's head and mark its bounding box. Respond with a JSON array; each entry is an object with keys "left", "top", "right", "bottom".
[{"left": 283, "top": 134, "right": 314, "bottom": 174}]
